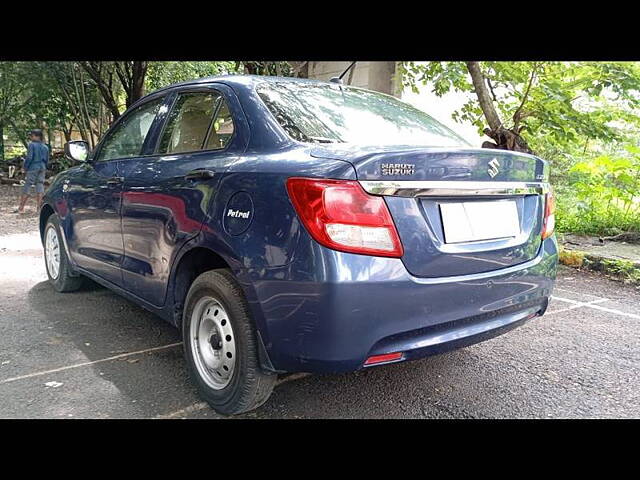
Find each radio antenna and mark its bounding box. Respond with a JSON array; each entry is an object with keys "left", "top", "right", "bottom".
[{"left": 329, "top": 61, "right": 357, "bottom": 84}]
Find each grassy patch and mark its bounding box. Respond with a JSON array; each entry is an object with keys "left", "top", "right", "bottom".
[
  {"left": 585, "top": 256, "right": 640, "bottom": 284},
  {"left": 560, "top": 244, "right": 640, "bottom": 285},
  {"left": 556, "top": 191, "right": 640, "bottom": 237}
]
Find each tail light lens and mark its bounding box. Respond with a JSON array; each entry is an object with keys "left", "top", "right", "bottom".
[
  {"left": 286, "top": 177, "right": 404, "bottom": 258},
  {"left": 541, "top": 189, "right": 555, "bottom": 240}
]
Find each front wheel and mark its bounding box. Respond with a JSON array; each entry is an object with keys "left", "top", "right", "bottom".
[
  {"left": 44, "top": 214, "right": 84, "bottom": 292},
  {"left": 183, "top": 269, "right": 276, "bottom": 415}
]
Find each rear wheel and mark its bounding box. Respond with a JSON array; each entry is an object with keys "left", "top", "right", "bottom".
[
  {"left": 183, "top": 269, "right": 276, "bottom": 415},
  {"left": 44, "top": 215, "right": 84, "bottom": 292}
]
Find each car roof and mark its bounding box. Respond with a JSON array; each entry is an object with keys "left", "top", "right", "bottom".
[{"left": 152, "top": 74, "right": 352, "bottom": 94}]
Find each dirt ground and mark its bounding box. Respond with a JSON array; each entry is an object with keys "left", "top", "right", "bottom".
[
  {"left": 0, "top": 185, "right": 42, "bottom": 236},
  {"left": 562, "top": 233, "right": 640, "bottom": 264}
]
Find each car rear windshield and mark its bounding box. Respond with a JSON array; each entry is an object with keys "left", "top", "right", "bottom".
[{"left": 256, "top": 82, "right": 470, "bottom": 147}]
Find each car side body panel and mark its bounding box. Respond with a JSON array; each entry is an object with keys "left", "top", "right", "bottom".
[
  {"left": 117, "top": 84, "right": 251, "bottom": 307},
  {"left": 60, "top": 160, "right": 125, "bottom": 286}
]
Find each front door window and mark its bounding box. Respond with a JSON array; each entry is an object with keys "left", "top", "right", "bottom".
[{"left": 96, "top": 97, "right": 164, "bottom": 162}]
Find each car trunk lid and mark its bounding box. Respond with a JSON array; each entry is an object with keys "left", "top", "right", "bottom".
[{"left": 311, "top": 145, "right": 549, "bottom": 277}]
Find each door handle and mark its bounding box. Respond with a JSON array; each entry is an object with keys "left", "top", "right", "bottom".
[
  {"left": 185, "top": 169, "right": 215, "bottom": 181},
  {"left": 106, "top": 176, "right": 124, "bottom": 185}
]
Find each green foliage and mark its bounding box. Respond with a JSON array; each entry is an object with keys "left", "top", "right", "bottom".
[
  {"left": 401, "top": 61, "right": 640, "bottom": 235},
  {"left": 559, "top": 247, "right": 640, "bottom": 284},
  {"left": 555, "top": 145, "right": 640, "bottom": 235},
  {"left": 0, "top": 61, "right": 252, "bottom": 160},
  {"left": 145, "top": 62, "right": 240, "bottom": 91},
  {"left": 585, "top": 256, "right": 640, "bottom": 285},
  {"left": 400, "top": 62, "right": 640, "bottom": 168},
  {"left": 4, "top": 143, "right": 26, "bottom": 157},
  {"left": 0, "top": 62, "right": 34, "bottom": 152},
  {"left": 0, "top": 61, "right": 107, "bottom": 151}
]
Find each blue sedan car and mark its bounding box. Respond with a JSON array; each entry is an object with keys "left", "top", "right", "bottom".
[{"left": 41, "top": 75, "right": 558, "bottom": 415}]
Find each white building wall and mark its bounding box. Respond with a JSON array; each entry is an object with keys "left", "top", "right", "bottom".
[{"left": 308, "top": 61, "right": 371, "bottom": 89}]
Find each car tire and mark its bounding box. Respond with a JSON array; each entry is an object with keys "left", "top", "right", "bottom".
[
  {"left": 44, "top": 214, "right": 84, "bottom": 293},
  {"left": 183, "top": 269, "right": 276, "bottom": 416}
]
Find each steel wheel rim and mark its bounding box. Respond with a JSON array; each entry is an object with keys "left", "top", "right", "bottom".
[
  {"left": 189, "top": 296, "right": 236, "bottom": 390},
  {"left": 45, "top": 226, "right": 60, "bottom": 280}
]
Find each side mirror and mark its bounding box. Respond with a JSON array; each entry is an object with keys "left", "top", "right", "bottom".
[{"left": 64, "top": 140, "right": 90, "bottom": 162}]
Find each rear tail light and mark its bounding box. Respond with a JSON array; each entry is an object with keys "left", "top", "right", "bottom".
[
  {"left": 286, "top": 177, "right": 404, "bottom": 258},
  {"left": 541, "top": 189, "right": 555, "bottom": 240}
]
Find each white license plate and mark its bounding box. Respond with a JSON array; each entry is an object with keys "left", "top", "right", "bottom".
[{"left": 439, "top": 200, "right": 520, "bottom": 244}]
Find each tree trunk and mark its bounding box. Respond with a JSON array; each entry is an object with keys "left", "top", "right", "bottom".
[
  {"left": 0, "top": 122, "right": 4, "bottom": 162},
  {"left": 119, "top": 61, "right": 148, "bottom": 108},
  {"left": 466, "top": 61, "right": 502, "bottom": 131},
  {"left": 242, "top": 62, "right": 258, "bottom": 75},
  {"left": 7, "top": 118, "right": 28, "bottom": 149},
  {"left": 62, "top": 124, "right": 72, "bottom": 142},
  {"left": 80, "top": 62, "right": 121, "bottom": 122},
  {"left": 465, "top": 61, "right": 533, "bottom": 154}
]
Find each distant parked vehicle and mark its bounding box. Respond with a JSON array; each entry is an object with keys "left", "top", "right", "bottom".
[{"left": 40, "top": 75, "right": 558, "bottom": 415}]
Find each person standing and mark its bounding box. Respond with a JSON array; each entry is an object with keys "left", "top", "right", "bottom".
[{"left": 14, "top": 129, "right": 49, "bottom": 214}]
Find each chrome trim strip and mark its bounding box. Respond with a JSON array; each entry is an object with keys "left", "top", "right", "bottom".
[{"left": 359, "top": 181, "right": 549, "bottom": 197}]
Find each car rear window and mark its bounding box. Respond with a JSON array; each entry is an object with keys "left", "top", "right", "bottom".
[{"left": 256, "top": 82, "right": 469, "bottom": 147}]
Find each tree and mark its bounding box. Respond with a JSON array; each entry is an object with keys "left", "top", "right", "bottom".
[
  {"left": 13, "top": 63, "right": 77, "bottom": 146},
  {"left": 0, "top": 60, "right": 307, "bottom": 161},
  {"left": 114, "top": 61, "right": 148, "bottom": 109},
  {"left": 79, "top": 61, "right": 122, "bottom": 123},
  {"left": 465, "top": 61, "right": 533, "bottom": 153},
  {"left": 0, "top": 62, "right": 32, "bottom": 158},
  {"left": 400, "top": 61, "right": 640, "bottom": 164},
  {"left": 145, "top": 61, "right": 239, "bottom": 91},
  {"left": 240, "top": 61, "right": 293, "bottom": 76},
  {"left": 46, "top": 62, "right": 107, "bottom": 148}
]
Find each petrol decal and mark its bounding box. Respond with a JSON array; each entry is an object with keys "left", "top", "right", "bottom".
[
  {"left": 227, "top": 209, "right": 250, "bottom": 219},
  {"left": 223, "top": 192, "right": 254, "bottom": 236}
]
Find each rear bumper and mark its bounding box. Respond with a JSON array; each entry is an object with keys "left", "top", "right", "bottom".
[{"left": 244, "top": 235, "right": 558, "bottom": 374}]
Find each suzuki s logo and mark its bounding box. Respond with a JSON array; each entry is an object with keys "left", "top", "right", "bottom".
[{"left": 487, "top": 158, "right": 500, "bottom": 178}]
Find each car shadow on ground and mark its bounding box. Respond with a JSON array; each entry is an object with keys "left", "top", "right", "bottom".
[
  {"left": 246, "top": 350, "right": 477, "bottom": 419},
  {"left": 25, "top": 278, "right": 475, "bottom": 419},
  {"left": 24, "top": 279, "right": 205, "bottom": 418}
]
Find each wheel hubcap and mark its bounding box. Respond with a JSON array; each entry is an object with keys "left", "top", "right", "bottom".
[
  {"left": 189, "top": 296, "right": 236, "bottom": 390},
  {"left": 45, "top": 227, "right": 60, "bottom": 280}
]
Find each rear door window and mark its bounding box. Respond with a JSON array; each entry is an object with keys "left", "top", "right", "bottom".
[
  {"left": 204, "top": 98, "right": 234, "bottom": 150},
  {"left": 158, "top": 91, "right": 235, "bottom": 154},
  {"left": 158, "top": 92, "right": 219, "bottom": 154}
]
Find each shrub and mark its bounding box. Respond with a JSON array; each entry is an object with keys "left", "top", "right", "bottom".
[{"left": 556, "top": 146, "right": 640, "bottom": 236}]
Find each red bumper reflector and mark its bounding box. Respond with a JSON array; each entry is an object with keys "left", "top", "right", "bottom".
[{"left": 364, "top": 352, "right": 403, "bottom": 365}]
